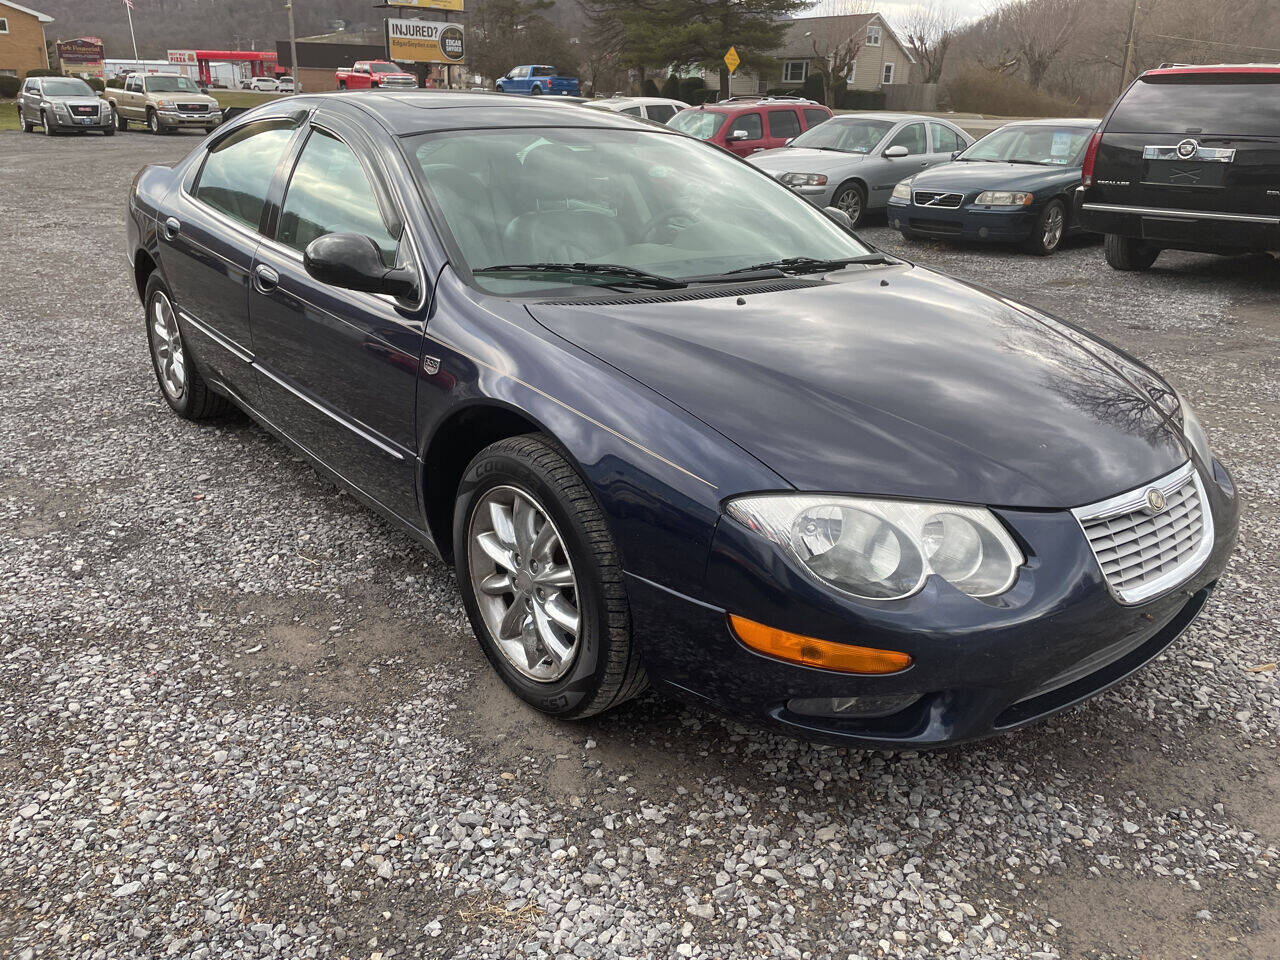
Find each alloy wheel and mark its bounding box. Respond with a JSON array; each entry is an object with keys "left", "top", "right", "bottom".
[
  {"left": 1043, "top": 205, "right": 1065, "bottom": 250},
  {"left": 836, "top": 187, "right": 862, "bottom": 223},
  {"left": 467, "top": 485, "right": 580, "bottom": 682},
  {"left": 149, "top": 292, "right": 186, "bottom": 399}
]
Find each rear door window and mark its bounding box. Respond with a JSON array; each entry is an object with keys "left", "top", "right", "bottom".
[
  {"left": 646, "top": 104, "right": 677, "bottom": 123},
  {"left": 621, "top": 106, "right": 642, "bottom": 117},
  {"left": 931, "top": 123, "right": 964, "bottom": 153},
  {"left": 1109, "top": 79, "right": 1280, "bottom": 135},
  {"left": 193, "top": 120, "right": 298, "bottom": 229},
  {"left": 768, "top": 109, "right": 801, "bottom": 140}
]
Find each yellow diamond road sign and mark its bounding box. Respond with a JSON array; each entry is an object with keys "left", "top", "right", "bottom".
[{"left": 724, "top": 46, "right": 740, "bottom": 75}]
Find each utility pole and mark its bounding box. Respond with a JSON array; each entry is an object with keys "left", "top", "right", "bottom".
[
  {"left": 286, "top": 0, "right": 300, "bottom": 91},
  {"left": 1118, "top": 0, "right": 1139, "bottom": 97}
]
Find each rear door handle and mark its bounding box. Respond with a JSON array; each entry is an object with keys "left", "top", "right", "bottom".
[
  {"left": 253, "top": 264, "right": 279, "bottom": 293},
  {"left": 162, "top": 216, "right": 181, "bottom": 240}
]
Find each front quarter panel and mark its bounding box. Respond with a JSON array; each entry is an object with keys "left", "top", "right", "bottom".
[{"left": 416, "top": 270, "right": 789, "bottom": 591}]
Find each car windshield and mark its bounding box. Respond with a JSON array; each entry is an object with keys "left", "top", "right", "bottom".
[
  {"left": 789, "top": 117, "right": 894, "bottom": 153},
  {"left": 145, "top": 76, "right": 201, "bottom": 93},
  {"left": 42, "top": 78, "right": 95, "bottom": 97},
  {"left": 668, "top": 109, "right": 727, "bottom": 140},
  {"left": 409, "top": 127, "right": 873, "bottom": 295},
  {"left": 960, "top": 124, "right": 1095, "bottom": 165},
  {"left": 371, "top": 63, "right": 400, "bottom": 74}
]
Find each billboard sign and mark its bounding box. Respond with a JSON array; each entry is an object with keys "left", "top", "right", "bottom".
[
  {"left": 388, "top": 0, "right": 464, "bottom": 10},
  {"left": 168, "top": 49, "right": 198, "bottom": 64},
  {"left": 57, "top": 39, "right": 105, "bottom": 64},
  {"left": 387, "top": 19, "right": 465, "bottom": 63}
]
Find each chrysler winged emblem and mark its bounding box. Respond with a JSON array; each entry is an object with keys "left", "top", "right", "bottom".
[{"left": 1144, "top": 487, "right": 1167, "bottom": 514}]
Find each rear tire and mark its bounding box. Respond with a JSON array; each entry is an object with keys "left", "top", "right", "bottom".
[
  {"left": 1104, "top": 233, "right": 1160, "bottom": 271},
  {"left": 338, "top": 80, "right": 347, "bottom": 90},
  {"left": 530, "top": 86, "right": 542, "bottom": 95},
  {"left": 1023, "top": 199, "right": 1066, "bottom": 256},
  {"left": 453, "top": 434, "right": 646, "bottom": 720},
  {"left": 21, "top": 113, "right": 34, "bottom": 133},
  {"left": 143, "top": 273, "right": 230, "bottom": 421}
]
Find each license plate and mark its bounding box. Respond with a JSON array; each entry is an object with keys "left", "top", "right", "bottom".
[
  {"left": 79, "top": 117, "right": 94, "bottom": 124},
  {"left": 1143, "top": 162, "right": 1225, "bottom": 188}
]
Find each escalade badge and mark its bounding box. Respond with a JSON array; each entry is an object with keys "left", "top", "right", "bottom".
[
  {"left": 1176, "top": 138, "right": 1199, "bottom": 159},
  {"left": 1144, "top": 488, "right": 1167, "bottom": 514}
]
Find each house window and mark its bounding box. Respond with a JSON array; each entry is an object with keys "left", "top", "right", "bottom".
[
  {"left": 0, "top": 17, "right": 11, "bottom": 34},
  {"left": 866, "top": 24, "right": 882, "bottom": 46},
  {"left": 882, "top": 62, "right": 895, "bottom": 84},
  {"left": 847, "top": 60, "right": 856, "bottom": 86},
  {"left": 783, "top": 60, "right": 807, "bottom": 84}
]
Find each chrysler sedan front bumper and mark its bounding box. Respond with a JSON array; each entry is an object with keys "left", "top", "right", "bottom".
[{"left": 628, "top": 458, "right": 1239, "bottom": 749}]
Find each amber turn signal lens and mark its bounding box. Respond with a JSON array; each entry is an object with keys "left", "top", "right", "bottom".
[{"left": 728, "top": 615, "right": 912, "bottom": 675}]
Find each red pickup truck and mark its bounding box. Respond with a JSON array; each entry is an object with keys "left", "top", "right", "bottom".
[{"left": 335, "top": 61, "right": 418, "bottom": 90}]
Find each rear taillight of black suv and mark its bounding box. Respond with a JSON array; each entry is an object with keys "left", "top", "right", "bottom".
[{"left": 1080, "top": 131, "right": 1102, "bottom": 187}]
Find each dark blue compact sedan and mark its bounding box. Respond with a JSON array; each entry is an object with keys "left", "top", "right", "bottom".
[
  {"left": 126, "top": 93, "right": 1237, "bottom": 749},
  {"left": 888, "top": 118, "right": 1099, "bottom": 255}
]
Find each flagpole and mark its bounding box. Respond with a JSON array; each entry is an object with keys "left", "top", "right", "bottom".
[{"left": 124, "top": 0, "right": 140, "bottom": 71}]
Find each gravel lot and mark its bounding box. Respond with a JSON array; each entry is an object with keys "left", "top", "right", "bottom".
[{"left": 1, "top": 132, "right": 1277, "bottom": 960}]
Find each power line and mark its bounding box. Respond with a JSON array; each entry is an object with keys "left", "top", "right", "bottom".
[{"left": 1146, "top": 33, "right": 1280, "bottom": 54}]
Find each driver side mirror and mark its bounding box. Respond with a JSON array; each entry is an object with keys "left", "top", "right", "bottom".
[
  {"left": 823, "top": 206, "right": 855, "bottom": 231},
  {"left": 726, "top": 129, "right": 751, "bottom": 142},
  {"left": 883, "top": 145, "right": 909, "bottom": 158},
  {"left": 950, "top": 149, "right": 962, "bottom": 160},
  {"left": 304, "top": 233, "right": 418, "bottom": 300}
]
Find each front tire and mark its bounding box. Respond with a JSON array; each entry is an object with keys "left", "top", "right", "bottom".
[
  {"left": 143, "top": 273, "right": 229, "bottom": 420},
  {"left": 41, "top": 111, "right": 56, "bottom": 136},
  {"left": 116, "top": 109, "right": 128, "bottom": 131},
  {"left": 1104, "top": 233, "right": 1160, "bottom": 271},
  {"left": 103, "top": 123, "right": 115, "bottom": 136},
  {"left": 495, "top": 84, "right": 504, "bottom": 93},
  {"left": 1024, "top": 198, "right": 1066, "bottom": 256},
  {"left": 453, "top": 435, "right": 646, "bottom": 719},
  {"left": 147, "top": 108, "right": 163, "bottom": 134},
  {"left": 830, "top": 180, "right": 867, "bottom": 227}
]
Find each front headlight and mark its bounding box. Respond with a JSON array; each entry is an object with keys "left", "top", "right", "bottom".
[
  {"left": 975, "top": 191, "right": 1032, "bottom": 206},
  {"left": 157, "top": 99, "right": 176, "bottom": 110},
  {"left": 725, "top": 495, "right": 1024, "bottom": 600},
  {"left": 778, "top": 172, "right": 828, "bottom": 187},
  {"left": 53, "top": 102, "right": 71, "bottom": 117},
  {"left": 891, "top": 181, "right": 912, "bottom": 201}
]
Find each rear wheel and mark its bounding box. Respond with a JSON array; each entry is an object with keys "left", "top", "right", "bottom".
[
  {"left": 338, "top": 80, "right": 347, "bottom": 90},
  {"left": 830, "top": 181, "right": 867, "bottom": 227},
  {"left": 143, "top": 273, "right": 229, "bottom": 420},
  {"left": 20, "top": 111, "right": 34, "bottom": 133},
  {"left": 530, "top": 86, "right": 542, "bottom": 95},
  {"left": 454, "top": 435, "right": 646, "bottom": 719},
  {"left": 1104, "top": 233, "right": 1160, "bottom": 271},
  {"left": 1024, "top": 199, "right": 1066, "bottom": 256}
]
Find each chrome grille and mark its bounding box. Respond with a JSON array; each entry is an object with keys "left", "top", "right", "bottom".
[
  {"left": 177, "top": 102, "right": 207, "bottom": 112},
  {"left": 71, "top": 104, "right": 98, "bottom": 116},
  {"left": 913, "top": 190, "right": 963, "bottom": 208},
  {"left": 1072, "top": 462, "right": 1213, "bottom": 605}
]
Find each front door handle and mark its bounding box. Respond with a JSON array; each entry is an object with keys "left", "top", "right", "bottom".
[
  {"left": 162, "top": 216, "right": 181, "bottom": 240},
  {"left": 253, "top": 264, "right": 279, "bottom": 293}
]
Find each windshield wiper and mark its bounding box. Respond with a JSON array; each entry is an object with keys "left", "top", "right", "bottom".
[
  {"left": 473, "top": 262, "right": 687, "bottom": 290},
  {"left": 717, "top": 253, "right": 897, "bottom": 277}
]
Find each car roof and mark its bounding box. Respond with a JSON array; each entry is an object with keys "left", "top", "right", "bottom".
[
  {"left": 593, "top": 96, "right": 687, "bottom": 108},
  {"left": 995, "top": 117, "right": 1099, "bottom": 127},
  {"left": 832, "top": 112, "right": 951, "bottom": 123},
  {"left": 318, "top": 90, "right": 658, "bottom": 136},
  {"left": 1140, "top": 63, "right": 1280, "bottom": 79}
]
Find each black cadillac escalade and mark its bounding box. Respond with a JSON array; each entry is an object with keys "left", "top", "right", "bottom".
[{"left": 1078, "top": 64, "right": 1279, "bottom": 270}]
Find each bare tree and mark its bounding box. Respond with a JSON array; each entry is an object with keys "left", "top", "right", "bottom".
[
  {"left": 901, "top": 2, "right": 960, "bottom": 84},
  {"left": 1000, "top": 0, "right": 1085, "bottom": 88},
  {"left": 802, "top": 0, "right": 871, "bottom": 106}
]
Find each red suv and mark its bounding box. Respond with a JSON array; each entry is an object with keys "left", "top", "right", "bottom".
[{"left": 670, "top": 97, "right": 833, "bottom": 157}]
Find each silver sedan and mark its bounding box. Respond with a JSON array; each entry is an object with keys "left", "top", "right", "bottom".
[{"left": 747, "top": 113, "right": 973, "bottom": 226}]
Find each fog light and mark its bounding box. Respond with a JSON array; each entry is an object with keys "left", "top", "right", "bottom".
[
  {"left": 978, "top": 227, "right": 989, "bottom": 239},
  {"left": 729, "top": 615, "right": 911, "bottom": 675},
  {"left": 787, "top": 694, "right": 921, "bottom": 719}
]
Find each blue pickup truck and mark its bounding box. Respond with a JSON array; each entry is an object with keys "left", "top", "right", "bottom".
[{"left": 495, "top": 65, "right": 580, "bottom": 96}]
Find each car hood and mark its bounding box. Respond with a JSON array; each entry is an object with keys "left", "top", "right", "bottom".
[
  {"left": 908, "top": 160, "right": 1080, "bottom": 194},
  {"left": 49, "top": 96, "right": 104, "bottom": 107},
  {"left": 748, "top": 148, "right": 865, "bottom": 174},
  {"left": 527, "top": 265, "right": 1187, "bottom": 507}
]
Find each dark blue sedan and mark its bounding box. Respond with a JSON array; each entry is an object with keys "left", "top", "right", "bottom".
[
  {"left": 126, "top": 93, "right": 1237, "bottom": 749},
  {"left": 888, "top": 118, "right": 1099, "bottom": 255}
]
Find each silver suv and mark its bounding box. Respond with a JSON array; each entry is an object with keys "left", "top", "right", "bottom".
[{"left": 18, "top": 76, "right": 115, "bottom": 136}]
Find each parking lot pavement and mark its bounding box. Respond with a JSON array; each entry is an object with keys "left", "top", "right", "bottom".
[{"left": 0, "top": 131, "right": 1277, "bottom": 960}]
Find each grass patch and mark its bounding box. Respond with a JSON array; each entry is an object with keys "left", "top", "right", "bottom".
[{"left": 1, "top": 100, "right": 20, "bottom": 132}]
